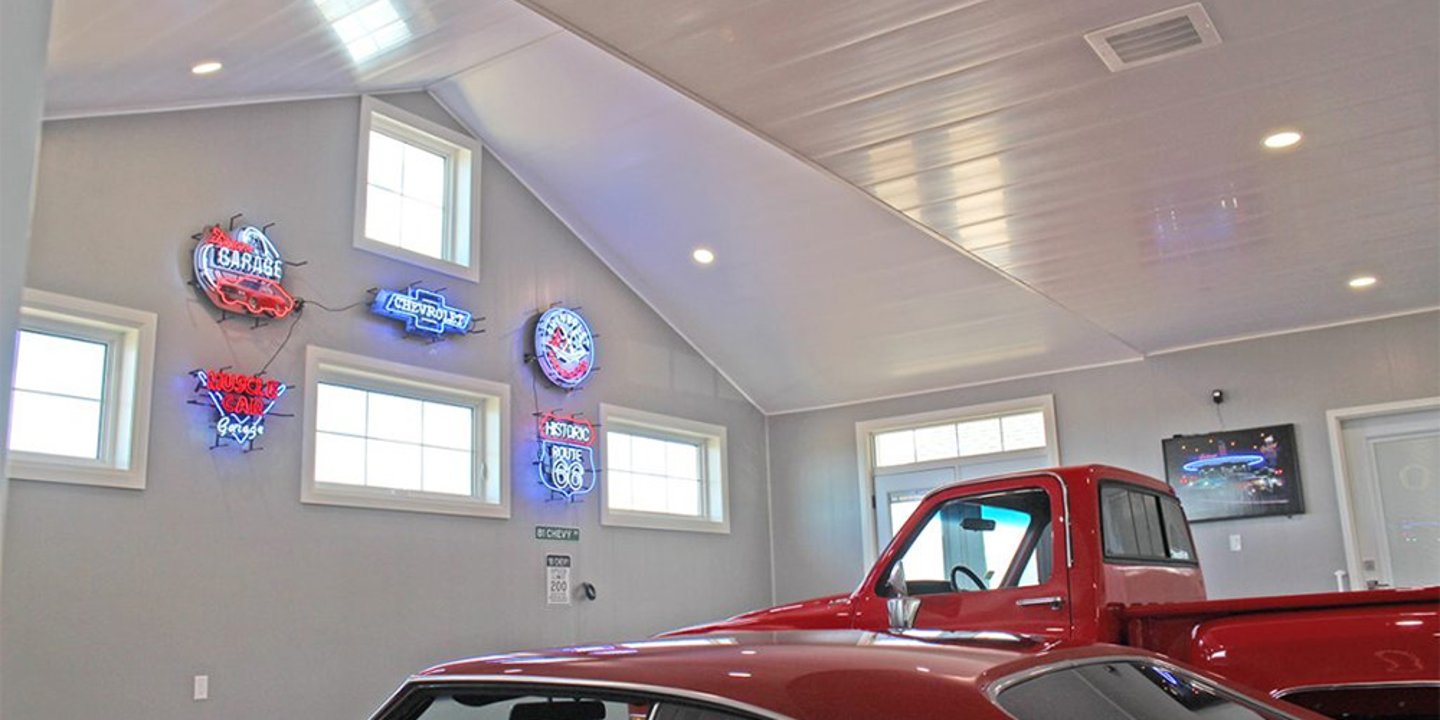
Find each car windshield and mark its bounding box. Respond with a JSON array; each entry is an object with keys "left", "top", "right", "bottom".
[
  {"left": 996, "top": 660, "right": 1293, "bottom": 720},
  {"left": 385, "top": 687, "right": 761, "bottom": 720}
]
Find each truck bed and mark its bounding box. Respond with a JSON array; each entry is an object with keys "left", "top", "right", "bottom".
[{"left": 1121, "top": 586, "right": 1439, "bottom": 698}]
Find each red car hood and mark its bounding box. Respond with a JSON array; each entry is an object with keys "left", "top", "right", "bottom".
[{"left": 658, "top": 593, "right": 856, "bottom": 637}]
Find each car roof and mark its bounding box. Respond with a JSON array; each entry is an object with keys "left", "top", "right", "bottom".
[{"left": 407, "top": 630, "right": 1149, "bottom": 719}]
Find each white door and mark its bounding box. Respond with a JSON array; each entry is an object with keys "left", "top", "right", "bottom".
[{"left": 1338, "top": 407, "right": 1440, "bottom": 590}]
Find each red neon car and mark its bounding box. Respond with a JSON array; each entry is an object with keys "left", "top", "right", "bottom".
[
  {"left": 213, "top": 273, "right": 295, "bottom": 318},
  {"left": 369, "top": 630, "right": 1326, "bottom": 719}
]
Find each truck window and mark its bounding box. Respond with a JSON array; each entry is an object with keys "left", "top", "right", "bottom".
[
  {"left": 1101, "top": 484, "right": 1196, "bottom": 564},
  {"left": 886, "top": 489, "right": 1052, "bottom": 596},
  {"left": 995, "top": 660, "right": 1291, "bottom": 720}
]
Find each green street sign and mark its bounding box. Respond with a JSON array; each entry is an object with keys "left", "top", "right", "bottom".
[{"left": 535, "top": 525, "right": 580, "bottom": 542}]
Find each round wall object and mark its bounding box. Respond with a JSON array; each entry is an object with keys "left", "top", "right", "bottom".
[{"left": 534, "top": 306, "right": 595, "bottom": 389}]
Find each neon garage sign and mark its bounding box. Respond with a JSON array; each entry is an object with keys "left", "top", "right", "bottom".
[
  {"left": 191, "top": 368, "right": 288, "bottom": 448},
  {"left": 538, "top": 413, "right": 596, "bottom": 499},
  {"left": 193, "top": 223, "right": 296, "bottom": 319},
  {"left": 372, "top": 287, "right": 473, "bottom": 337},
  {"left": 534, "top": 307, "right": 595, "bottom": 389}
]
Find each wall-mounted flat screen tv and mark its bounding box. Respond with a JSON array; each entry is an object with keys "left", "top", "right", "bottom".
[{"left": 1161, "top": 424, "right": 1303, "bottom": 523}]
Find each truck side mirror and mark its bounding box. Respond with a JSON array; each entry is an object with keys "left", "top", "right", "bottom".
[
  {"left": 886, "top": 562, "right": 907, "bottom": 597},
  {"left": 887, "top": 596, "right": 921, "bottom": 630}
]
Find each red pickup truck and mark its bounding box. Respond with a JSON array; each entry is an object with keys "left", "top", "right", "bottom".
[{"left": 666, "top": 465, "right": 1438, "bottom": 718}]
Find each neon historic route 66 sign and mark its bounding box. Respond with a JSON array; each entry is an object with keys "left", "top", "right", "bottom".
[
  {"left": 538, "top": 412, "right": 596, "bottom": 499},
  {"left": 534, "top": 307, "right": 595, "bottom": 390}
]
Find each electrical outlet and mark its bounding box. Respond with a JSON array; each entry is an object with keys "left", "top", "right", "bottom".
[
  {"left": 193, "top": 675, "right": 209, "bottom": 701},
  {"left": 1228, "top": 534, "right": 1242, "bottom": 552}
]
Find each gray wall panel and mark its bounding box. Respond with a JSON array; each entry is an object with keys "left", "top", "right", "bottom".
[
  {"left": 768, "top": 312, "right": 1440, "bottom": 603},
  {"left": 3, "top": 94, "right": 771, "bottom": 720}
]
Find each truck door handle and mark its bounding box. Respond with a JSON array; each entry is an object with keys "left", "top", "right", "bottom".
[{"left": 1015, "top": 596, "right": 1064, "bottom": 610}]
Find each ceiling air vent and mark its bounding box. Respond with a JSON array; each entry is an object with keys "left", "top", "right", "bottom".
[{"left": 1084, "top": 3, "right": 1221, "bottom": 72}]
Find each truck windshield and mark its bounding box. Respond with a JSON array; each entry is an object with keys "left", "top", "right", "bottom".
[{"left": 887, "top": 489, "right": 1052, "bottom": 595}]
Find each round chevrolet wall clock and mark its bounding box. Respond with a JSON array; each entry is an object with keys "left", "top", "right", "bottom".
[
  {"left": 534, "top": 306, "right": 595, "bottom": 390},
  {"left": 193, "top": 222, "right": 296, "bottom": 319}
]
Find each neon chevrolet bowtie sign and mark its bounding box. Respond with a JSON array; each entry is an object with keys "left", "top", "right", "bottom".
[
  {"left": 193, "top": 223, "right": 296, "bottom": 319},
  {"left": 372, "top": 287, "right": 473, "bottom": 337},
  {"left": 538, "top": 413, "right": 596, "bottom": 499},
  {"left": 192, "top": 369, "right": 287, "bottom": 448}
]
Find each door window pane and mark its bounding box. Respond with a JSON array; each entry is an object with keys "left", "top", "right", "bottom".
[
  {"left": 875, "top": 429, "right": 916, "bottom": 467},
  {"left": 956, "top": 418, "right": 1003, "bottom": 456},
  {"left": 914, "top": 424, "right": 959, "bottom": 462},
  {"left": 888, "top": 489, "right": 1052, "bottom": 595},
  {"left": 1001, "top": 411, "right": 1046, "bottom": 450},
  {"left": 1372, "top": 434, "right": 1440, "bottom": 587}
]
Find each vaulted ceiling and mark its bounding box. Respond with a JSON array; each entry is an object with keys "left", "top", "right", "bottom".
[{"left": 43, "top": 0, "right": 1440, "bottom": 412}]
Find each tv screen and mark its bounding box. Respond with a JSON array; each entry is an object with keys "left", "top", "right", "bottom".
[{"left": 1161, "top": 424, "right": 1303, "bottom": 522}]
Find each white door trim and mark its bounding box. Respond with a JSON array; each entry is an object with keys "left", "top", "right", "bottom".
[
  {"left": 854, "top": 394, "right": 1059, "bottom": 568},
  {"left": 1325, "top": 396, "right": 1440, "bottom": 590}
]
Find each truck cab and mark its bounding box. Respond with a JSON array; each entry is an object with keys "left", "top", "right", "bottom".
[{"left": 852, "top": 465, "right": 1206, "bottom": 641}]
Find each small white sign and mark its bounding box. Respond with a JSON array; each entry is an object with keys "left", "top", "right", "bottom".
[{"left": 546, "top": 554, "right": 572, "bottom": 605}]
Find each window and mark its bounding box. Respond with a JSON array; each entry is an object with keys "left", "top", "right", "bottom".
[
  {"left": 874, "top": 407, "right": 1050, "bottom": 468},
  {"left": 859, "top": 396, "right": 1059, "bottom": 566},
  {"left": 881, "top": 489, "right": 1053, "bottom": 596},
  {"left": 600, "top": 404, "right": 728, "bottom": 533},
  {"left": 996, "top": 659, "right": 1293, "bottom": 720},
  {"left": 353, "top": 96, "right": 479, "bottom": 282},
  {"left": 6, "top": 289, "right": 156, "bottom": 489},
  {"left": 1100, "top": 484, "right": 1197, "bottom": 563},
  {"left": 301, "top": 346, "right": 508, "bottom": 517},
  {"left": 377, "top": 685, "right": 762, "bottom": 720}
]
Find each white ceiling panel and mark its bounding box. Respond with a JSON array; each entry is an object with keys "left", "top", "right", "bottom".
[
  {"left": 432, "top": 32, "right": 1140, "bottom": 411},
  {"left": 40, "top": 0, "right": 1439, "bottom": 411},
  {"left": 524, "top": 0, "right": 1440, "bottom": 353},
  {"left": 44, "top": 0, "right": 558, "bottom": 116}
]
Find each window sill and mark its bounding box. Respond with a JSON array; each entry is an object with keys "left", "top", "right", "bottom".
[
  {"left": 7, "top": 456, "right": 146, "bottom": 490},
  {"left": 302, "top": 483, "right": 509, "bottom": 519},
  {"left": 600, "top": 508, "right": 730, "bottom": 534},
  {"left": 352, "top": 236, "right": 480, "bottom": 284}
]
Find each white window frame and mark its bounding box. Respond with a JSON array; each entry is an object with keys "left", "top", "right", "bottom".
[
  {"left": 7, "top": 289, "right": 157, "bottom": 490},
  {"left": 855, "top": 394, "right": 1060, "bottom": 565},
  {"left": 600, "top": 404, "right": 729, "bottom": 534},
  {"left": 352, "top": 95, "right": 480, "bottom": 283},
  {"left": 300, "top": 346, "right": 509, "bottom": 518}
]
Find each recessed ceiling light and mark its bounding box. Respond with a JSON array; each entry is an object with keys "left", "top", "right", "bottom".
[
  {"left": 1348, "top": 275, "right": 1377, "bottom": 289},
  {"left": 191, "top": 61, "right": 224, "bottom": 75},
  {"left": 692, "top": 248, "right": 715, "bottom": 265},
  {"left": 1262, "top": 130, "right": 1303, "bottom": 150}
]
